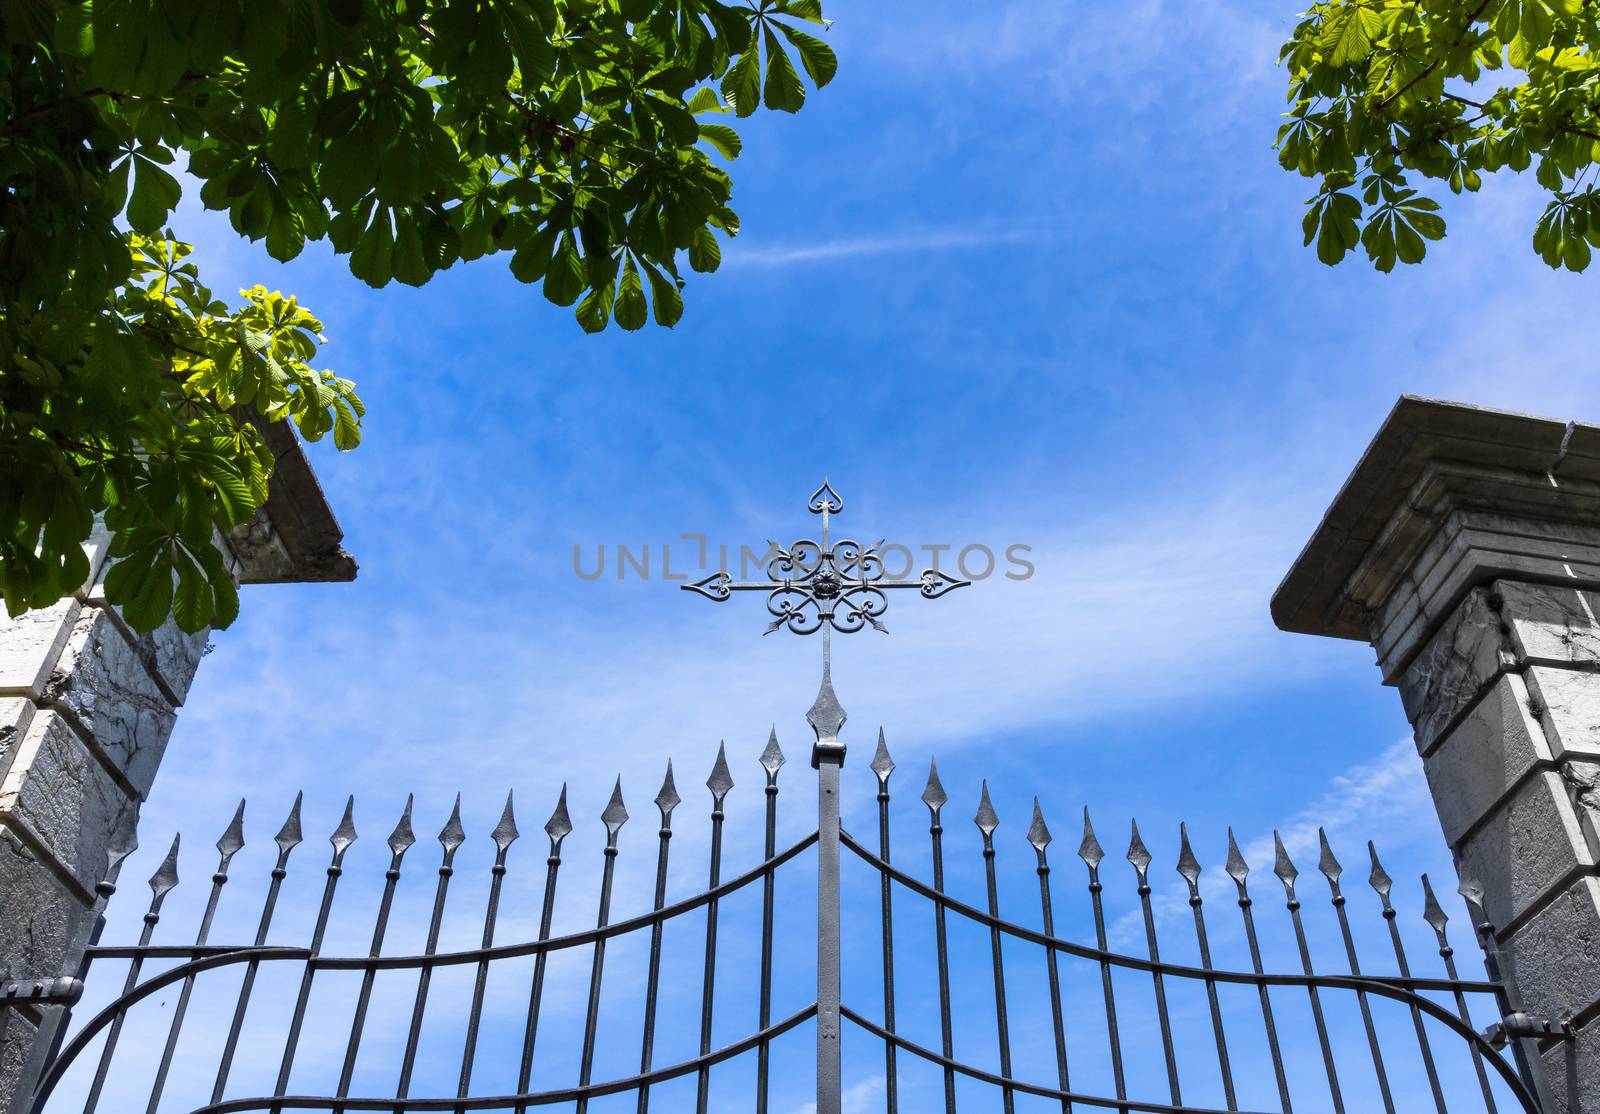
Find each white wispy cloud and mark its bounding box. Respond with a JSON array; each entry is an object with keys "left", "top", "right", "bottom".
[{"left": 727, "top": 226, "right": 1043, "bottom": 267}]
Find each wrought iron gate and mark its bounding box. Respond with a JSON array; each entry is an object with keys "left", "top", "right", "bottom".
[{"left": 4, "top": 726, "right": 1558, "bottom": 1114}]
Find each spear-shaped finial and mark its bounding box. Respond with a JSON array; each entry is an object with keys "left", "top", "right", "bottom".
[
  {"left": 1366, "top": 841, "right": 1393, "bottom": 906},
  {"left": 707, "top": 742, "right": 734, "bottom": 804},
  {"left": 655, "top": 761, "right": 681, "bottom": 819},
  {"left": 1420, "top": 873, "right": 1450, "bottom": 940},
  {"left": 440, "top": 794, "right": 467, "bottom": 855},
  {"left": 150, "top": 834, "right": 181, "bottom": 900},
  {"left": 760, "top": 728, "right": 786, "bottom": 779},
  {"left": 275, "top": 792, "right": 305, "bottom": 859},
  {"left": 1078, "top": 807, "right": 1105, "bottom": 868},
  {"left": 1027, "top": 798, "right": 1051, "bottom": 853},
  {"left": 216, "top": 800, "right": 246, "bottom": 872},
  {"left": 1175, "top": 822, "right": 1202, "bottom": 892},
  {"left": 1224, "top": 828, "right": 1250, "bottom": 892},
  {"left": 544, "top": 785, "right": 573, "bottom": 847},
  {"left": 1272, "top": 831, "right": 1298, "bottom": 894},
  {"left": 387, "top": 795, "right": 417, "bottom": 859},
  {"left": 602, "top": 778, "right": 629, "bottom": 839},
  {"left": 329, "top": 797, "right": 358, "bottom": 861},
  {"left": 1317, "top": 828, "right": 1343, "bottom": 883},
  {"left": 1126, "top": 820, "right": 1153, "bottom": 879},
  {"left": 869, "top": 728, "right": 894, "bottom": 786},
  {"left": 974, "top": 780, "right": 999, "bottom": 838},
  {"left": 921, "top": 758, "right": 948, "bottom": 814},
  {"left": 492, "top": 791, "right": 520, "bottom": 853}
]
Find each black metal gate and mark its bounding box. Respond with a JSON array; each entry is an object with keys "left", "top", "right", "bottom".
[{"left": 2, "top": 725, "right": 1558, "bottom": 1114}]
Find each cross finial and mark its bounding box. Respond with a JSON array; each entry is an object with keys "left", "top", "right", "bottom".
[{"left": 682, "top": 482, "right": 969, "bottom": 765}]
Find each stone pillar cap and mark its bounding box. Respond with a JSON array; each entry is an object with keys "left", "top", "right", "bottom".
[
  {"left": 1272, "top": 395, "right": 1600, "bottom": 644},
  {"left": 231, "top": 418, "right": 358, "bottom": 584}
]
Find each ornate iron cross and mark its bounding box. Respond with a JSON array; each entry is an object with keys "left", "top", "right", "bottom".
[{"left": 682, "top": 479, "right": 967, "bottom": 637}]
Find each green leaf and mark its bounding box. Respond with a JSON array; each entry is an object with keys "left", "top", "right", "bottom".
[
  {"left": 172, "top": 548, "right": 211, "bottom": 632},
  {"left": 127, "top": 155, "right": 182, "bottom": 233},
  {"left": 641, "top": 259, "right": 684, "bottom": 327},
  {"left": 576, "top": 277, "right": 615, "bottom": 332},
  {"left": 122, "top": 551, "right": 175, "bottom": 633},
  {"left": 762, "top": 26, "right": 806, "bottom": 112},
  {"left": 350, "top": 210, "right": 395, "bottom": 287},
  {"left": 722, "top": 42, "right": 761, "bottom": 116},
  {"left": 543, "top": 232, "right": 586, "bottom": 306},
  {"left": 697, "top": 123, "right": 742, "bottom": 159},
  {"left": 689, "top": 225, "right": 721, "bottom": 272},
  {"left": 614, "top": 256, "right": 648, "bottom": 331},
  {"left": 391, "top": 218, "right": 431, "bottom": 286},
  {"left": 777, "top": 23, "right": 837, "bottom": 87}
]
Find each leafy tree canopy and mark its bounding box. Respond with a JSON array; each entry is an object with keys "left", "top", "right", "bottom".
[
  {"left": 1, "top": 0, "right": 835, "bottom": 632},
  {"left": 1279, "top": 0, "right": 1600, "bottom": 271}
]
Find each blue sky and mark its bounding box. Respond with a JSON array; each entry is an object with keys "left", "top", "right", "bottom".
[{"left": 53, "top": 1, "right": 1600, "bottom": 1111}]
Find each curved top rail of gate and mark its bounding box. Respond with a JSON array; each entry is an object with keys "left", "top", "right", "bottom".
[{"left": 14, "top": 730, "right": 1554, "bottom": 1114}]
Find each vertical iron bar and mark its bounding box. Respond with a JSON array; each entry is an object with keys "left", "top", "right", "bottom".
[
  {"left": 812, "top": 637, "right": 846, "bottom": 1114},
  {"left": 1421, "top": 875, "right": 1496, "bottom": 1114},
  {"left": 458, "top": 794, "right": 521, "bottom": 1108},
  {"left": 146, "top": 803, "right": 246, "bottom": 1114},
  {"left": 1316, "top": 830, "right": 1395, "bottom": 1114},
  {"left": 273, "top": 798, "right": 359, "bottom": 1113},
  {"left": 575, "top": 781, "right": 629, "bottom": 1114},
  {"left": 1366, "top": 844, "right": 1446, "bottom": 1114},
  {"left": 870, "top": 731, "right": 898, "bottom": 1114},
  {"left": 1079, "top": 811, "right": 1127, "bottom": 1114},
  {"left": 83, "top": 835, "right": 181, "bottom": 1114},
  {"left": 334, "top": 797, "right": 416, "bottom": 1114},
  {"left": 1029, "top": 801, "right": 1071, "bottom": 1113},
  {"left": 1128, "top": 821, "right": 1181, "bottom": 1108},
  {"left": 1273, "top": 832, "right": 1345, "bottom": 1114},
  {"left": 923, "top": 761, "right": 956, "bottom": 1114},
  {"left": 515, "top": 787, "right": 571, "bottom": 1113},
  {"left": 1176, "top": 824, "right": 1236, "bottom": 1111},
  {"left": 397, "top": 796, "right": 466, "bottom": 1103},
  {"left": 976, "top": 783, "right": 1016, "bottom": 1114},
  {"left": 698, "top": 745, "right": 733, "bottom": 1114},
  {"left": 636, "top": 765, "right": 679, "bottom": 1114},
  {"left": 1223, "top": 831, "right": 1292, "bottom": 1113},
  {"left": 213, "top": 795, "right": 305, "bottom": 1105},
  {"left": 758, "top": 732, "right": 787, "bottom": 1114}
]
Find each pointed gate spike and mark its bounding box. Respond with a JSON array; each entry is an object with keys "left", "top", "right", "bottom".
[
  {"left": 1027, "top": 798, "right": 1051, "bottom": 852},
  {"left": 105, "top": 839, "right": 138, "bottom": 882},
  {"left": 1078, "top": 807, "right": 1105, "bottom": 867},
  {"left": 440, "top": 794, "right": 467, "bottom": 852},
  {"left": 1126, "top": 820, "right": 1152, "bottom": 877},
  {"left": 1272, "top": 831, "right": 1298, "bottom": 889},
  {"left": 275, "top": 792, "right": 305, "bottom": 856},
  {"left": 655, "top": 761, "right": 681, "bottom": 818},
  {"left": 1367, "top": 841, "right": 1393, "bottom": 899},
  {"left": 1175, "top": 822, "right": 1202, "bottom": 888},
  {"left": 1224, "top": 828, "right": 1250, "bottom": 888},
  {"left": 216, "top": 800, "right": 246, "bottom": 867},
  {"left": 808, "top": 478, "right": 843, "bottom": 514},
  {"left": 760, "top": 728, "right": 786, "bottom": 776},
  {"left": 1421, "top": 873, "right": 1450, "bottom": 936},
  {"left": 388, "top": 795, "right": 417, "bottom": 857},
  {"left": 602, "top": 778, "right": 629, "bottom": 836},
  {"left": 921, "top": 759, "right": 948, "bottom": 812},
  {"left": 150, "top": 834, "right": 181, "bottom": 899},
  {"left": 707, "top": 742, "right": 734, "bottom": 801},
  {"left": 869, "top": 728, "right": 894, "bottom": 784},
  {"left": 545, "top": 785, "right": 573, "bottom": 844},
  {"left": 974, "top": 781, "right": 999, "bottom": 836},
  {"left": 1316, "top": 828, "right": 1342, "bottom": 884},
  {"left": 1457, "top": 875, "right": 1488, "bottom": 921},
  {"left": 330, "top": 797, "right": 358, "bottom": 856},
  {"left": 491, "top": 791, "right": 520, "bottom": 851}
]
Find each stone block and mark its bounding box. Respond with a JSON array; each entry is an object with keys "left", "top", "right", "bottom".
[
  {"left": 1399, "top": 587, "right": 1509, "bottom": 751},
  {"left": 0, "top": 711, "right": 136, "bottom": 898},
  {"left": 1544, "top": 1018, "right": 1600, "bottom": 1114},
  {"left": 1500, "top": 875, "right": 1600, "bottom": 1024},
  {"left": 1500, "top": 581, "right": 1600, "bottom": 667},
  {"left": 1453, "top": 769, "right": 1596, "bottom": 930},
  {"left": 1424, "top": 673, "right": 1552, "bottom": 841},
  {"left": 1530, "top": 666, "right": 1600, "bottom": 760},
  {"left": 127, "top": 618, "right": 208, "bottom": 707},
  {"left": 42, "top": 608, "right": 176, "bottom": 800},
  {"left": 0, "top": 1008, "right": 41, "bottom": 1114},
  {"left": 0, "top": 825, "right": 91, "bottom": 984},
  {"left": 0, "top": 601, "right": 78, "bottom": 699},
  {"left": 0, "top": 699, "right": 36, "bottom": 786}
]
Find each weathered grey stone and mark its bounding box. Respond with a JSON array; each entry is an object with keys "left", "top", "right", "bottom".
[
  {"left": 0, "top": 602, "right": 78, "bottom": 699},
  {"left": 0, "top": 699, "right": 36, "bottom": 786},
  {"left": 1498, "top": 875, "right": 1600, "bottom": 1025},
  {"left": 0, "top": 711, "right": 136, "bottom": 898},
  {"left": 1399, "top": 587, "right": 1510, "bottom": 752},
  {"left": 0, "top": 825, "right": 90, "bottom": 984},
  {"left": 1423, "top": 673, "right": 1551, "bottom": 843},
  {"left": 1453, "top": 769, "right": 1595, "bottom": 930},
  {"left": 0, "top": 1009, "right": 40, "bottom": 1114},
  {"left": 1529, "top": 666, "right": 1600, "bottom": 760},
  {"left": 1500, "top": 581, "right": 1600, "bottom": 667},
  {"left": 43, "top": 608, "right": 176, "bottom": 799},
  {"left": 1545, "top": 1021, "right": 1600, "bottom": 1114}
]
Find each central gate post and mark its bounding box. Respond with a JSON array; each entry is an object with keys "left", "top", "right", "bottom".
[{"left": 809, "top": 653, "right": 847, "bottom": 1114}]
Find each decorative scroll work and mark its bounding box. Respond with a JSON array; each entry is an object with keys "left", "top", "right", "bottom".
[{"left": 684, "top": 481, "right": 969, "bottom": 635}]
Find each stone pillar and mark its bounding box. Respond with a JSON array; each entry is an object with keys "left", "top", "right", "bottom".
[
  {"left": 1273, "top": 396, "right": 1600, "bottom": 1112},
  {"left": 0, "top": 424, "right": 354, "bottom": 1113}
]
